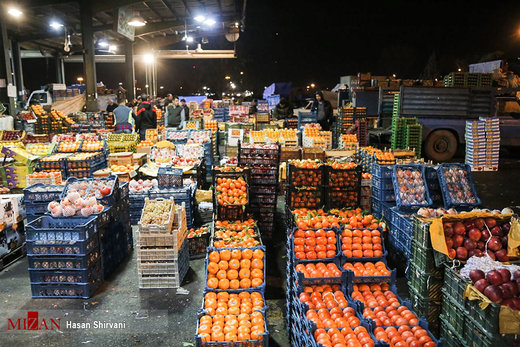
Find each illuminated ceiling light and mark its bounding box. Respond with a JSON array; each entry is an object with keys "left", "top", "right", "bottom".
[
  {"left": 392, "top": 74, "right": 396, "bottom": 78},
  {"left": 143, "top": 53, "right": 154, "bottom": 64},
  {"left": 50, "top": 21, "right": 63, "bottom": 30},
  {"left": 457, "top": 68, "right": 462, "bottom": 72},
  {"left": 8, "top": 7, "right": 22, "bottom": 18},
  {"left": 240, "top": 71, "right": 244, "bottom": 75},
  {"left": 98, "top": 40, "right": 109, "bottom": 48},
  {"left": 204, "top": 18, "right": 216, "bottom": 26},
  {"left": 77, "top": 77, "right": 84, "bottom": 82},
  {"left": 310, "top": 83, "right": 315, "bottom": 88},
  {"left": 128, "top": 14, "right": 146, "bottom": 27},
  {"left": 186, "top": 36, "right": 194, "bottom": 43},
  {"left": 194, "top": 15, "right": 206, "bottom": 22},
  {"left": 225, "top": 76, "right": 231, "bottom": 80},
  {"left": 108, "top": 45, "right": 117, "bottom": 53},
  {"left": 160, "top": 86, "right": 164, "bottom": 89}
]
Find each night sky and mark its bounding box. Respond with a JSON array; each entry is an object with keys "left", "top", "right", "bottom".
[{"left": 21, "top": 0, "right": 520, "bottom": 99}]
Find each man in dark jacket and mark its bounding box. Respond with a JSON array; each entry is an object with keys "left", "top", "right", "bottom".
[
  {"left": 180, "top": 99, "right": 190, "bottom": 121},
  {"left": 136, "top": 94, "right": 157, "bottom": 140},
  {"left": 312, "top": 91, "right": 334, "bottom": 130},
  {"left": 166, "top": 98, "right": 183, "bottom": 129},
  {"left": 272, "top": 98, "right": 293, "bottom": 120},
  {"left": 106, "top": 99, "right": 117, "bottom": 113}
]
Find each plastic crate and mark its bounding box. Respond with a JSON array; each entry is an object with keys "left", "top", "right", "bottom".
[
  {"left": 463, "top": 315, "right": 505, "bottom": 347},
  {"left": 26, "top": 232, "right": 99, "bottom": 256},
  {"left": 61, "top": 175, "right": 119, "bottom": 206},
  {"left": 408, "top": 287, "right": 442, "bottom": 332},
  {"left": 343, "top": 265, "right": 397, "bottom": 284},
  {"left": 372, "top": 164, "right": 393, "bottom": 179},
  {"left": 188, "top": 230, "right": 210, "bottom": 259},
  {"left": 443, "top": 265, "right": 468, "bottom": 303},
  {"left": 294, "top": 261, "right": 347, "bottom": 287},
  {"left": 30, "top": 279, "right": 101, "bottom": 299},
  {"left": 325, "top": 165, "right": 361, "bottom": 189},
  {"left": 439, "top": 316, "right": 465, "bottom": 347},
  {"left": 412, "top": 216, "right": 431, "bottom": 248},
  {"left": 290, "top": 231, "right": 339, "bottom": 263},
  {"left": 371, "top": 197, "right": 381, "bottom": 217},
  {"left": 27, "top": 251, "right": 100, "bottom": 271},
  {"left": 148, "top": 185, "right": 193, "bottom": 202},
  {"left": 288, "top": 164, "right": 324, "bottom": 188},
  {"left": 55, "top": 140, "right": 83, "bottom": 153},
  {"left": 437, "top": 163, "right": 481, "bottom": 209},
  {"left": 339, "top": 228, "right": 387, "bottom": 262},
  {"left": 326, "top": 189, "right": 360, "bottom": 209},
  {"left": 25, "top": 201, "right": 50, "bottom": 216},
  {"left": 371, "top": 185, "right": 395, "bottom": 202},
  {"left": 372, "top": 175, "right": 394, "bottom": 190},
  {"left": 441, "top": 289, "right": 466, "bottom": 337},
  {"left": 238, "top": 143, "right": 281, "bottom": 166},
  {"left": 65, "top": 152, "right": 105, "bottom": 169},
  {"left": 465, "top": 295, "right": 501, "bottom": 338},
  {"left": 286, "top": 188, "right": 324, "bottom": 210},
  {"left": 392, "top": 164, "right": 432, "bottom": 211},
  {"left": 39, "top": 154, "right": 70, "bottom": 171},
  {"left": 26, "top": 215, "right": 98, "bottom": 242},
  {"left": 23, "top": 184, "right": 63, "bottom": 203},
  {"left": 250, "top": 193, "right": 277, "bottom": 205},
  {"left": 410, "top": 240, "right": 441, "bottom": 275},
  {"left": 408, "top": 262, "right": 443, "bottom": 300},
  {"left": 29, "top": 260, "right": 101, "bottom": 284},
  {"left": 157, "top": 167, "right": 183, "bottom": 188}
]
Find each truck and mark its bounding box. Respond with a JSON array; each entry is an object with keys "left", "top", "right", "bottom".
[{"left": 382, "top": 86, "right": 520, "bottom": 162}]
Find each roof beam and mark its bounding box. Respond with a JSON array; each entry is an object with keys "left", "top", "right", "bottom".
[
  {"left": 160, "top": 0, "right": 181, "bottom": 18},
  {"left": 135, "top": 20, "right": 185, "bottom": 37},
  {"left": 142, "top": 1, "right": 164, "bottom": 19},
  {"left": 92, "top": 0, "right": 143, "bottom": 13},
  {"left": 14, "top": 24, "right": 112, "bottom": 42},
  {"left": 28, "top": 0, "right": 76, "bottom": 8},
  {"left": 180, "top": 0, "right": 192, "bottom": 15}
]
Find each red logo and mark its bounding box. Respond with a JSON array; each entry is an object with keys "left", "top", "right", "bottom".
[{"left": 8, "top": 311, "right": 61, "bottom": 330}]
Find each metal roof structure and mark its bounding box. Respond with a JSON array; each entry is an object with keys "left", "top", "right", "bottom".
[{"left": 5, "top": 0, "right": 246, "bottom": 53}]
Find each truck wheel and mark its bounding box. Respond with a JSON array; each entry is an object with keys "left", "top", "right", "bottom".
[{"left": 424, "top": 130, "right": 457, "bottom": 162}]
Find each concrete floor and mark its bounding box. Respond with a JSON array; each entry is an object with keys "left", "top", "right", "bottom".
[{"left": 0, "top": 157, "right": 518, "bottom": 347}]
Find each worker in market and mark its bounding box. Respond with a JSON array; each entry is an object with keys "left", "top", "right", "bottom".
[
  {"left": 165, "top": 98, "right": 183, "bottom": 129},
  {"left": 106, "top": 99, "right": 117, "bottom": 114},
  {"left": 312, "top": 91, "right": 334, "bottom": 130},
  {"left": 272, "top": 97, "right": 293, "bottom": 120},
  {"left": 180, "top": 99, "right": 190, "bottom": 120},
  {"left": 113, "top": 100, "right": 136, "bottom": 133},
  {"left": 135, "top": 94, "right": 157, "bottom": 140}
]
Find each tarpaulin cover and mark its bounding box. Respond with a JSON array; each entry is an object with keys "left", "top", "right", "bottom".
[
  {"left": 178, "top": 96, "right": 207, "bottom": 104},
  {"left": 263, "top": 82, "right": 292, "bottom": 99},
  {"left": 469, "top": 60, "right": 502, "bottom": 73}
]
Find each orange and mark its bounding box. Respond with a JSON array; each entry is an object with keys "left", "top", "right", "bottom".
[
  {"left": 218, "top": 260, "right": 229, "bottom": 271},
  {"left": 227, "top": 269, "right": 239, "bottom": 280},
  {"left": 228, "top": 259, "right": 240, "bottom": 270},
  {"left": 208, "top": 262, "right": 219, "bottom": 274},
  {"left": 251, "top": 259, "right": 263, "bottom": 269},
  {"left": 251, "top": 278, "right": 263, "bottom": 287},
  {"left": 231, "top": 249, "right": 242, "bottom": 259},
  {"left": 252, "top": 249, "right": 264, "bottom": 259},
  {"left": 209, "top": 251, "right": 220, "bottom": 263},
  {"left": 241, "top": 249, "right": 253, "bottom": 259},
  {"left": 229, "top": 279, "right": 240, "bottom": 289},
  {"left": 207, "top": 278, "right": 218, "bottom": 289},
  {"left": 240, "top": 278, "right": 251, "bottom": 288},
  {"left": 239, "top": 268, "right": 250, "bottom": 279},
  {"left": 218, "top": 279, "right": 230, "bottom": 289},
  {"left": 220, "top": 250, "right": 231, "bottom": 261},
  {"left": 217, "top": 270, "right": 227, "bottom": 280},
  {"left": 240, "top": 259, "right": 251, "bottom": 269}
]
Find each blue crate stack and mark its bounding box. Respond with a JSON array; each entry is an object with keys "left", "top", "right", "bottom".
[
  {"left": 370, "top": 163, "right": 395, "bottom": 220},
  {"left": 23, "top": 184, "right": 64, "bottom": 223},
  {"left": 212, "top": 107, "right": 229, "bottom": 122}
]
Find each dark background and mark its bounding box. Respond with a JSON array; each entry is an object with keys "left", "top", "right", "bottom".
[{"left": 21, "top": 0, "right": 520, "bottom": 98}]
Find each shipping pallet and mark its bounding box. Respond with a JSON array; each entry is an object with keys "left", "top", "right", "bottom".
[{"left": 0, "top": 243, "right": 26, "bottom": 271}]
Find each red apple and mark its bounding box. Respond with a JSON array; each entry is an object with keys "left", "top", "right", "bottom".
[
  {"left": 474, "top": 218, "right": 485, "bottom": 230},
  {"left": 464, "top": 238, "right": 476, "bottom": 250},
  {"left": 488, "top": 237, "right": 502, "bottom": 251},
  {"left": 456, "top": 247, "right": 468, "bottom": 260},
  {"left": 468, "top": 228, "right": 482, "bottom": 241},
  {"left": 485, "top": 218, "right": 497, "bottom": 229}
]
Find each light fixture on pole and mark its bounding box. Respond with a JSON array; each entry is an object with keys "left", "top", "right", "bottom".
[
  {"left": 7, "top": 7, "right": 22, "bottom": 18},
  {"left": 194, "top": 15, "right": 206, "bottom": 22},
  {"left": 204, "top": 18, "right": 216, "bottom": 26},
  {"left": 128, "top": 13, "right": 146, "bottom": 27},
  {"left": 50, "top": 21, "right": 64, "bottom": 30}
]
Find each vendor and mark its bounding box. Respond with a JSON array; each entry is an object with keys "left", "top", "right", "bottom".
[
  {"left": 136, "top": 94, "right": 157, "bottom": 140},
  {"left": 272, "top": 98, "right": 293, "bottom": 120},
  {"left": 312, "top": 91, "right": 333, "bottom": 130},
  {"left": 165, "top": 98, "right": 183, "bottom": 129},
  {"left": 106, "top": 99, "right": 117, "bottom": 113},
  {"left": 180, "top": 99, "right": 190, "bottom": 120},
  {"left": 113, "top": 100, "right": 136, "bottom": 133}
]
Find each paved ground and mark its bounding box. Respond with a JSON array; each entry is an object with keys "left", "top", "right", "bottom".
[{"left": 0, "top": 157, "right": 518, "bottom": 347}]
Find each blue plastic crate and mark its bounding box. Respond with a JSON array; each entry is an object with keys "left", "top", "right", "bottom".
[
  {"left": 372, "top": 175, "right": 394, "bottom": 190},
  {"left": 339, "top": 227, "right": 387, "bottom": 262},
  {"left": 149, "top": 186, "right": 192, "bottom": 201},
  {"left": 157, "top": 167, "right": 183, "bottom": 188},
  {"left": 23, "top": 184, "right": 63, "bottom": 203},
  {"left": 437, "top": 163, "right": 481, "bottom": 209},
  {"left": 29, "top": 260, "right": 101, "bottom": 284},
  {"left": 391, "top": 208, "right": 413, "bottom": 236},
  {"left": 27, "top": 251, "right": 100, "bottom": 271},
  {"left": 26, "top": 201, "right": 49, "bottom": 216},
  {"left": 65, "top": 152, "right": 106, "bottom": 169},
  {"left": 372, "top": 163, "right": 393, "bottom": 179},
  {"left": 392, "top": 164, "right": 433, "bottom": 211},
  {"left": 61, "top": 175, "right": 119, "bottom": 206},
  {"left": 344, "top": 263, "right": 397, "bottom": 284},
  {"left": 371, "top": 197, "right": 382, "bottom": 217},
  {"left": 26, "top": 231, "right": 99, "bottom": 256},
  {"left": 30, "top": 277, "right": 101, "bottom": 299},
  {"left": 380, "top": 201, "right": 393, "bottom": 221},
  {"left": 371, "top": 185, "right": 395, "bottom": 202},
  {"left": 26, "top": 215, "right": 98, "bottom": 242}
]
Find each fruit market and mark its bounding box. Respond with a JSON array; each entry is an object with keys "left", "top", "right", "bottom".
[{"left": 2, "top": 1, "right": 520, "bottom": 347}]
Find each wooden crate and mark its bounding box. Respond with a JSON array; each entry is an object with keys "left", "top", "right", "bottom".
[
  {"left": 280, "top": 147, "right": 301, "bottom": 162},
  {"left": 302, "top": 147, "right": 325, "bottom": 161},
  {"left": 133, "top": 152, "right": 147, "bottom": 166},
  {"left": 108, "top": 152, "right": 134, "bottom": 166}
]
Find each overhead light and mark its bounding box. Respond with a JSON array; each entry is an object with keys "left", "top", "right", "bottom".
[
  {"left": 98, "top": 40, "right": 109, "bottom": 48},
  {"left": 240, "top": 71, "right": 244, "bottom": 75},
  {"left": 186, "top": 36, "right": 194, "bottom": 43},
  {"left": 8, "top": 7, "right": 22, "bottom": 18},
  {"left": 143, "top": 53, "right": 154, "bottom": 64},
  {"left": 145, "top": 84, "right": 149, "bottom": 88},
  {"left": 225, "top": 76, "right": 231, "bottom": 80},
  {"left": 128, "top": 14, "right": 146, "bottom": 27},
  {"left": 108, "top": 45, "right": 117, "bottom": 53},
  {"left": 77, "top": 77, "right": 84, "bottom": 82},
  {"left": 160, "top": 86, "right": 164, "bottom": 89},
  {"left": 234, "top": 22, "right": 240, "bottom": 27},
  {"left": 194, "top": 15, "right": 206, "bottom": 22},
  {"left": 204, "top": 18, "right": 216, "bottom": 26},
  {"left": 49, "top": 21, "right": 63, "bottom": 30}
]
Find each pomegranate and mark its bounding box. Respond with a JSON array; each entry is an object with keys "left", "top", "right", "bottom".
[
  {"left": 448, "top": 248, "right": 456, "bottom": 259},
  {"left": 512, "top": 297, "right": 520, "bottom": 310},
  {"left": 480, "top": 229, "right": 490, "bottom": 241},
  {"left": 513, "top": 271, "right": 520, "bottom": 282},
  {"left": 445, "top": 238, "right": 453, "bottom": 249},
  {"left": 474, "top": 278, "right": 489, "bottom": 293},
  {"left": 469, "top": 269, "right": 485, "bottom": 283},
  {"left": 486, "top": 270, "right": 504, "bottom": 286},
  {"left": 484, "top": 285, "right": 503, "bottom": 304},
  {"left": 486, "top": 250, "right": 496, "bottom": 260},
  {"left": 477, "top": 241, "right": 485, "bottom": 250},
  {"left": 488, "top": 237, "right": 502, "bottom": 251},
  {"left": 456, "top": 247, "right": 468, "bottom": 260},
  {"left": 485, "top": 218, "right": 497, "bottom": 229},
  {"left": 452, "top": 235, "right": 464, "bottom": 248},
  {"left": 502, "top": 282, "right": 517, "bottom": 297},
  {"left": 464, "top": 220, "right": 475, "bottom": 230},
  {"left": 497, "top": 268, "right": 511, "bottom": 283},
  {"left": 464, "top": 238, "right": 476, "bottom": 250},
  {"left": 495, "top": 249, "right": 509, "bottom": 262},
  {"left": 454, "top": 222, "right": 466, "bottom": 235},
  {"left": 490, "top": 226, "right": 502, "bottom": 237},
  {"left": 468, "top": 228, "right": 481, "bottom": 241},
  {"left": 474, "top": 218, "right": 485, "bottom": 230}
]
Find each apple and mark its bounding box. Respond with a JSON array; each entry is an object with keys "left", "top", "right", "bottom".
[
  {"left": 474, "top": 218, "right": 485, "bottom": 230},
  {"left": 485, "top": 218, "right": 497, "bottom": 229}
]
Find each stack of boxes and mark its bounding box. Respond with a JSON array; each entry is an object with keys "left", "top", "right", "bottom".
[
  {"left": 1, "top": 146, "right": 39, "bottom": 189},
  {"left": 238, "top": 144, "right": 280, "bottom": 238},
  {"left": 360, "top": 174, "right": 371, "bottom": 210},
  {"left": 137, "top": 199, "right": 189, "bottom": 289},
  {"left": 404, "top": 124, "right": 423, "bottom": 158},
  {"left": 482, "top": 116, "right": 500, "bottom": 170},
  {"left": 465, "top": 119, "right": 487, "bottom": 170}
]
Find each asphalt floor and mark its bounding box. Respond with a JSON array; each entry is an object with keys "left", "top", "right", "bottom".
[{"left": 0, "top": 157, "right": 519, "bottom": 347}]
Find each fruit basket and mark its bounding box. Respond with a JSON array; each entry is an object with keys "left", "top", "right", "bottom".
[
  {"left": 39, "top": 153, "right": 71, "bottom": 171},
  {"left": 157, "top": 167, "right": 183, "bottom": 188},
  {"left": 325, "top": 162, "right": 361, "bottom": 189},
  {"left": 392, "top": 164, "right": 433, "bottom": 211},
  {"left": 288, "top": 161, "right": 324, "bottom": 188},
  {"left": 437, "top": 163, "right": 481, "bottom": 209},
  {"left": 80, "top": 140, "right": 107, "bottom": 153},
  {"left": 286, "top": 188, "right": 324, "bottom": 209},
  {"left": 65, "top": 152, "right": 105, "bottom": 169},
  {"left": 61, "top": 175, "right": 119, "bottom": 207},
  {"left": 326, "top": 189, "right": 360, "bottom": 209},
  {"left": 188, "top": 224, "right": 211, "bottom": 259}
]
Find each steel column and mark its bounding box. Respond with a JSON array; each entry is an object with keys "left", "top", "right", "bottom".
[
  {"left": 0, "top": 22, "right": 15, "bottom": 115},
  {"left": 124, "top": 42, "right": 135, "bottom": 102},
  {"left": 80, "top": 0, "right": 98, "bottom": 111},
  {"left": 11, "top": 40, "right": 25, "bottom": 108}
]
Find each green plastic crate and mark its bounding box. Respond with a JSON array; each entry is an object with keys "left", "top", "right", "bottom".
[
  {"left": 412, "top": 216, "right": 431, "bottom": 247},
  {"left": 409, "top": 285, "right": 441, "bottom": 333},
  {"left": 440, "top": 316, "right": 465, "bottom": 347},
  {"left": 463, "top": 316, "right": 509, "bottom": 347},
  {"left": 465, "top": 295, "right": 501, "bottom": 337},
  {"left": 443, "top": 265, "right": 469, "bottom": 303},
  {"left": 408, "top": 262, "right": 443, "bottom": 300},
  {"left": 441, "top": 288, "right": 466, "bottom": 337},
  {"left": 410, "top": 240, "right": 441, "bottom": 274}
]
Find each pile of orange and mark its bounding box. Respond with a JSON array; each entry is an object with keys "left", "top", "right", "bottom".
[
  {"left": 374, "top": 326, "right": 436, "bottom": 347},
  {"left": 215, "top": 219, "right": 256, "bottom": 231},
  {"left": 203, "top": 291, "right": 264, "bottom": 315},
  {"left": 214, "top": 227, "right": 257, "bottom": 240},
  {"left": 295, "top": 262, "right": 341, "bottom": 278},
  {"left": 313, "top": 326, "right": 375, "bottom": 347},
  {"left": 289, "top": 159, "right": 322, "bottom": 187},
  {"left": 350, "top": 284, "right": 400, "bottom": 308},
  {"left": 306, "top": 307, "right": 360, "bottom": 329},
  {"left": 212, "top": 237, "right": 260, "bottom": 249},
  {"left": 197, "top": 311, "right": 265, "bottom": 342},
  {"left": 340, "top": 228, "right": 384, "bottom": 258},
  {"left": 216, "top": 177, "right": 247, "bottom": 205},
  {"left": 81, "top": 141, "right": 104, "bottom": 151},
  {"left": 342, "top": 262, "right": 391, "bottom": 277},
  {"left": 57, "top": 141, "right": 81, "bottom": 152},
  {"left": 293, "top": 228, "right": 337, "bottom": 260},
  {"left": 375, "top": 151, "right": 395, "bottom": 165},
  {"left": 290, "top": 159, "right": 322, "bottom": 169},
  {"left": 299, "top": 290, "right": 349, "bottom": 310},
  {"left": 137, "top": 140, "right": 154, "bottom": 148},
  {"left": 362, "top": 305, "right": 419, "bottom": 327},
  {"left": 292, "top": 208, "right": 383, "bottom": 230},
  {"left": 206, "top": 248, "right": 264, "bottom": 289},
  {"left": 301, "top": 284, "right": 341, "bottom": 294}
]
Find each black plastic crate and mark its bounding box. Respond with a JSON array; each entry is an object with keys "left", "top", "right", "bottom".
[
  {"left": 408, "top": 262, "right": 443, "bottom": 300},
  {"left": 443, "top": 265, "right": 468, "bottom": 304},
  {"left": 188, "top": 231, "right": 210, "bottom": 259},
  {"left": 441, "top": 289, "right": 466, "bottom": 338},
  {"left": 30, "top": 277, "right": 101, "bottom": 299},
  {"left": 412, "top": 216, "right": 431, "bottom": 248},
  {"left": 28, "top": 251, "right": 100, "bottom": 271},
  {"left": 286, "top": 188, "right": 324, "bottom": 209},
  {"left": 26, "top": 232, "right": 99, "bottom": 256},
  {"left": 215, "top": 204, "right": 247, "bottom": 221},
  {"left": 440, "top": 316, "right": 465, "bottom": 347},
  {"left": 26, "top": 215, "right": 98, "bottom": 242},
  {"left": 410, "top": 240, "right": 441, "bottom": 274},
  {"left": 325, "top": 165, "right": 361, "bottom": 189},
  {"left": 288, "top": 164, "right": 324, "bottom": 188},
  {"left": 326, "top": 189, "right": 360, "bottom": 209}
]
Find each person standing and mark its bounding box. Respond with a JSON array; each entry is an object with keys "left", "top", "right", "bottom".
[
  {"left": 180, "top": 99, "right": 190, "bottom": 123},
  {"left": 312, "top": 91, "right": 334, "bottom": 130},
  {"left": 106, "top": 99, "right": 117, "bottom": 113},
  {"left": 135, "top": 94, "right": 157, "bottom": 140},
  {"left": 113, "top": 100, "right": 136, "bottom": 133},
  {"left": 166, "top": 98, "right": 183, "bottom": 129}
]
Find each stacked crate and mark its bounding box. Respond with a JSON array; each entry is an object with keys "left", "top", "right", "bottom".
[
  {"left": 137, "top": 199, "right": 189, "bottom": 289},
  {"left": 324, "top": 163, "right": 361, "bottom": 209},
  {"left": 356, "top": 118, "right": 368, "bottom": 146},
  {"left": 360, "top": 173, "right": 371, "bottom": 210},
  {"left": 23, "top": 184, "right": 63, "bottom": 223},
  {"left": 444, "top": 72, "right": 493, "bottom": 87},
  {"left": 238, "top": 144, "right": 280, "bottom": 238},
  {"left": 481, "top": 116, "right": 500, "bottom": 170},
  {"left": 370, "top": 163, "right": 395, "bottom": 220},
  {"left": 404, "top": 124, "right": 423, "bottom": 158},
  {"left": 391, "top": 115, "right": 419, "bottom": 150},
  {"left": 424, "top": 165, "right": 442, "bottom": 206},
  {"left": 465, "top": 119, "right": 486, "bottom": 170},
  {"left": 286, "top": 161, "right": 324, "bottom": 211},
  {"left": 149, "top": 184, "right": 196, "bottom": 229},
  {"left": 392, "top": 92, "right": 400, "bottom": 116}
]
